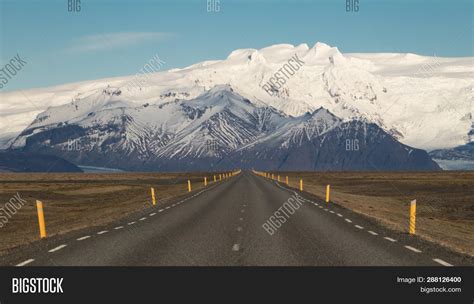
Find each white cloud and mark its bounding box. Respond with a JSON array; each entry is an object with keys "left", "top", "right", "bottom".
[{"left": 67, "top": 32, "right": 172, "bottom": 52}]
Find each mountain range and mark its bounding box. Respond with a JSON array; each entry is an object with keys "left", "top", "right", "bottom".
[{"left": 1, "top": 42, "right": 471, "bottom": 171}]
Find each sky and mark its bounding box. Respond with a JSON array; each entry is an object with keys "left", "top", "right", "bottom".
[{"left": 0, "top": 0, "right": 472, "bottom": 91}]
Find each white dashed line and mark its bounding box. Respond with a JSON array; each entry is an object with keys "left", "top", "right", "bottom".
[
  {"left": 314, "top": 203, "right": 318, "bottom": 206},
  {"left": 433, "top": 258, "right": 453, "bottom": 266},
  {"left": 384, "top": 237, "right": 397, "bottom": 242},
  {"left": 114, "top": 226, "right": 124, "bottom": 230},
  {"left": 329, "top": 211, "right": 335, "bottom": 214},
  {"left": 324, "top": 209, "right": 328, "bottom": 212},
  {"left": 172, "top": 204, "right": 176, "bottom": 207},
  {"left": 319, "top": 206, "right": 323, "bottom": 209},
  {"left": 345, "top": 219, "right": 352, "bottom": 223},
  {"left": 237, "top": 227, "right": 243, "bottom": 232},
  {"left": 97, "top": 230, "right": 108, "bottom": 235},
  {"left": 241, "top": 210, "right": 245, "bottom": 213},
  {"left": 149, "top": 213, "right": 156, "bottom": 216},
  {"left": 77, "top": 236, "right": 91, "bottom": 241},
  {"left": 232, "top": 244, "right": 240, "bottom": 251},
  {"left": 139, "top": 217, "right": 146, "bottom": 221},
  {"left": 128, "top": 221, "right": 136, "bottom": 225},
  {"left": 48, "top": 244, "right": 67, "bottom": 253},
  {"left": 337, "top": 213, "right": 343, "bottom": 217},
  {"left": 239, "top": 217, "right": 243, "bottom": 221},
  {"left": 16, "top": 259, "right": 35, "bottom": 267},
  {"left": 158, "top": 209, "right": 164, "bottom": 212},
  {"left": 165, "top": 206, "right": 171, "bottom": 209},
  {"left": 404, "top": 246, "right": 421, "bottom": 253},
  {"left": 368, "top": 231, "right": 378, "bottom": 236},
  {"left": 355, "top": 225, "right": 364, "bottom": 229}
]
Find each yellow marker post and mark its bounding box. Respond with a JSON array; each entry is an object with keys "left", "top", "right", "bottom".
[
  {"left": 409, "top": 199, "right": 416, "bottom": 235},
  {"left": 219, "top": 174, "right": 222, "bottom": 181},
  {"left": 36, "top": 200, "right": 47, "bottom": 239},
  {"left": 188, "top": 179, "right": 192, "bottom": 192},
  {"left": 272, "top": 173, "right": 274, "bottom": 180},
  {"left": 286, "top": 176, "right": 289, "bottom": 185},
  {"left": 214, "top": 175, "right": 216, "bottom": 182},
  {"left": 326, "top": 185, "right": 330, "bottom": 203},
  {"left": 299, "top": 179, "right": 303, "bottom": 191},
  {"left": 277, "top": 175, "right": 280, "bottom": 182},
  {"left": 151, "top": 187, "right": 156, "bottom": 206},
  {"left": 204, "top": 177, "right": 208, "bottom": 186}
]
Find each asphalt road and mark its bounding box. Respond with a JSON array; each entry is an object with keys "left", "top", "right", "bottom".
[{"left": 3, "top": 171, "right": 473, "bottom": 266}]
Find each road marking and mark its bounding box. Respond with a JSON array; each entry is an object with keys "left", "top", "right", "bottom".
[
  {"left": 345, "top": 219, "right": 352, "bottom": 223},
  {"left": 77, "top": 236, "right": 91, "bottom": 241},
  {"left": 319, "top": 206, "right": 323, "bottom": 209},
  {"left": 16, "top": 259, "right": 35, "bottom": 267},
  {"left": 241, "top": 209, "right": 245, "bottom": 213},
  {"left": 97, "top": 230, "right": 108, "bottom": 235},
  {"left": 149, "top": 213, "right": 156, "bottom": 216},
  {"left": 172, "top": 204, "right": 176, "bottom": 207},
  {"left": 114, "top": 226, "right": 124, "bottom": 230},
  {"left": 368, "top": 231, "right": 378, "bottom": 235},
  {"left": 404, "top": 246, "right": 421, "bottom": 253},
  {"left": 384, "top": 237, "right": 397, "bottom": 242},
  {"left": 337, "top": 213, "right": 343, "bottom": 217},
  {"left": 128, "top": 221, "right": 136, "bottom": 225},
  {"left": 329, "top": 211, "right": 335, "bottom": 214},
  {"left": 165, "top": 206, "right": 171, "bottom": 209},
  {"left": 433, "top": 258, "right": 453, "bottom": 266},
  {"left": 139, "top": 217, "right": 146, "bottom": 221},
  {"left": 237, "top": 227, "right": 243, "bottom": 232},
  {"left": 324, "top": 209, "right": 328, "bottom": 212},
  {"left": 239, "top": 217, "right": 243, "bottom": 221},
  {"left": 232, "top": 244, "right": 240, "bottom": 251},
  {"left": 158, "top": 209, "right": 164, "bottom": 212},
  {"left": 48, "top": 244, "right": 67, "bottom": 253},
  {"left": 314, "top": 203, "right": 318, "bottom": 206},
  {"left": 355, "top": 225, "right": 364, "bottom": 229}
]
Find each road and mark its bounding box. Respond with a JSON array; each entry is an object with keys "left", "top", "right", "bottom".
[{"left": 3, "top": 171, "right": 473, "bottom": 266}]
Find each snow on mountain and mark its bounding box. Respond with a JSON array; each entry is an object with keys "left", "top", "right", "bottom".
[
  {"left": 1, "top": 42, "right": 472, "bottom": 152},
  {"left": 9, "top": 85, "right": 440, "bottom": 171}
]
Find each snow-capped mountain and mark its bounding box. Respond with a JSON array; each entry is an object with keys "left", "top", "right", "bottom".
[
  {"left": 9, "top": 85, "right": 439, "bottom": 171},
  {"left": 1, "top": 42, "right": 472, "bottom": 153}
]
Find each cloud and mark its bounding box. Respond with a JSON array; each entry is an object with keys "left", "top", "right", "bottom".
[{"left": 67, "top": 32, "right": 172, "bottom": 52}]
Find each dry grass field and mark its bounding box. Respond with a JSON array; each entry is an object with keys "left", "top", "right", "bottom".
[
  {"left": 273, "top": 171, "right": 474, "bottom": 257},
  {"left": 0, "top": 172, "right": 223, "bottom": 255}
]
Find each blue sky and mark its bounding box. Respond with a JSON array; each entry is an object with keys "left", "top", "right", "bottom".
[{"left": 0, "top": 0, "right": 472, "bottom": 91}]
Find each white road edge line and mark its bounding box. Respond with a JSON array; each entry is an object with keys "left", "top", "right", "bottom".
[
  {"left": 97, "top": 230, "right": 108, "bottom": 235},
  {"left": 16, "top": 259, "right": 35, "bottom": 267},
  {"left": 48, "top": 244, "right": 67, "bottom": 253},
  {"left": 77, "top": 236, "right": 91, "bottom": 241},
  {"left": 404, "top": 246, "right": 422, "bottom": 253},
  {"left": 384, "top": 237, "right": 397, "bottom": 242},
  {"left": 433, "top": 258, "right": 453, "bottom": 266},
  {"left": 114, "top": 226, "right": 124, "bottom": 230}
]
